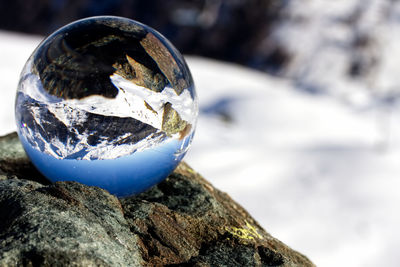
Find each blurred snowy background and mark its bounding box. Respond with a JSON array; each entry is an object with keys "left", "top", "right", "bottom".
[{"left": 2, "top": 0, "right": 400, "bottom": 266}]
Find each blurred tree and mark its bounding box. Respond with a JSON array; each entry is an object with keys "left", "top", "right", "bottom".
[{"left": 0, "top": 0, "right": 287, "bottom": 73}]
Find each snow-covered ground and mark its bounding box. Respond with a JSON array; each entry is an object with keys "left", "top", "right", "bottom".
[
  {"left": 2, "top": 30, "right": 400, "bottom": 267},
  {"left": 268, "top": 0, "right": 400, "bottom": 106}
]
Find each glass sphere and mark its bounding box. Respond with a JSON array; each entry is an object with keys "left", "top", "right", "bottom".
[{"left": 15, "top": 16, "right": 198, "bottom": 197}]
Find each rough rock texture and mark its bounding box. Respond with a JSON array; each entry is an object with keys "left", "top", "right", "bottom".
[{"left": 0, "top": 132, "right": 314, "bottom": 266}]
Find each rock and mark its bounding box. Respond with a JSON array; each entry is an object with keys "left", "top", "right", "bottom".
[{"left": 0, "top": 132, "right": 314, "bottom": 266}]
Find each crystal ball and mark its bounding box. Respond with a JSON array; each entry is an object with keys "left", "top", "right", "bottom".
[{"left": 15, "top": 16, "right": 198, "bottom": 197}]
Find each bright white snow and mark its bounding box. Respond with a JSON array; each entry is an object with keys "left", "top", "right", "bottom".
[{"left": 1, "top": 29, "right": 400, "bottom": 267}]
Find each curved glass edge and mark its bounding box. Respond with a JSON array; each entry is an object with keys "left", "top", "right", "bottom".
[{"left": 18, "top": 132, "right": 188, "bottom": 197}]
